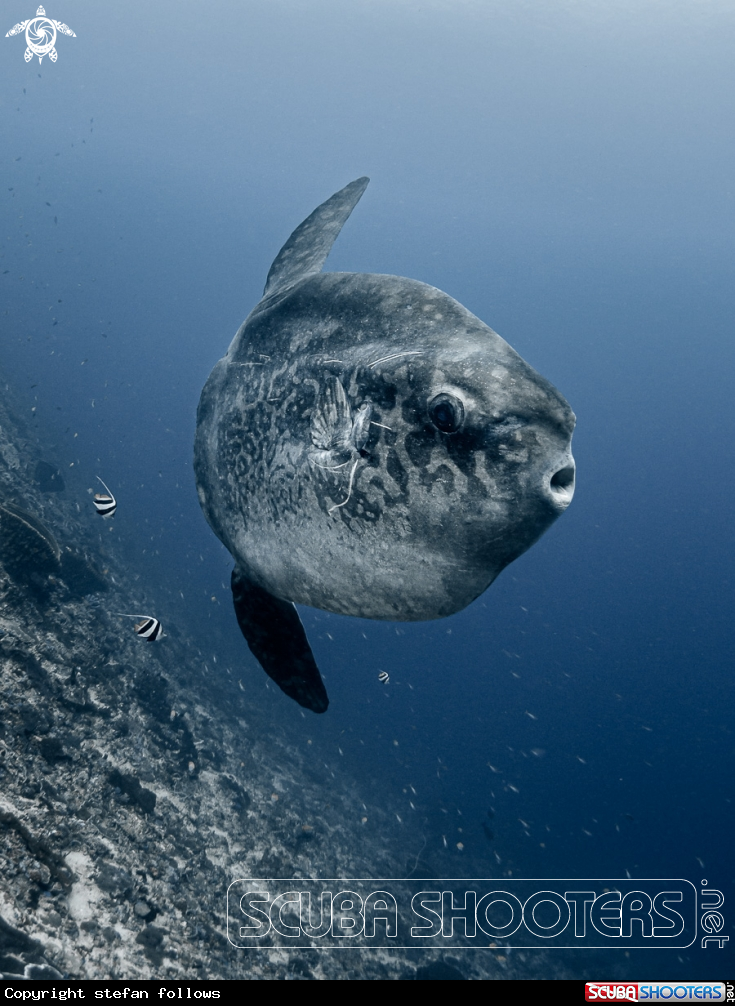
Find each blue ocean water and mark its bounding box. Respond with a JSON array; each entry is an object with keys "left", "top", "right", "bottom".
[{"left": 1, "top": 0, "right": 733, "bottom": 980}]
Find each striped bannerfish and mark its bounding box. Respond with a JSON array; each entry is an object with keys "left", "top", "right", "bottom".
[
  {"left": 378, "top": 670, "right": 389, "bottom": 684},
  {"left": 93, "top": 477, "right": 117, "bottom": 518},
  {"left": 115, "top": 613, "right": 164, "bottom": 641},
  {"left": 134, "top": 616, "right": 164, "bottom": 641}
]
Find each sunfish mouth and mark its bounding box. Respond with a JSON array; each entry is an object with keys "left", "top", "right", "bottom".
[{"left": 548, "top": 461, "right": 576, "bottom": 509}]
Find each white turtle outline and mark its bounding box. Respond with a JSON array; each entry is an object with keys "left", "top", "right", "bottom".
[{"left": 5, "top": 5, "right": 75, "bottom": 64}]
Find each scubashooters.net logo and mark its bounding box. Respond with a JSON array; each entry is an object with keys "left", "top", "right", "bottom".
[{"left": 227, "top": 879, "right": 700, "bottom": 949}]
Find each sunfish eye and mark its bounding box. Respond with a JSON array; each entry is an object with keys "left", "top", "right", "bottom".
[{"left": 428, "top": 393, "right": 464, "bottom": 434}]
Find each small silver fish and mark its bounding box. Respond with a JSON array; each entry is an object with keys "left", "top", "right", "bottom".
[
  {"left": 93, "top": 477, "right": 116, "bottom": 518},
  {"left": 378, "top": 670, "right": 389, "bottom": 684},
  {"left": 115, "top": 613, "right": 164, "bottom": 641}
]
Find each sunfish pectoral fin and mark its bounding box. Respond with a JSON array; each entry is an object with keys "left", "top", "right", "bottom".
[
  {"left": 311, "top": 376, "right": 353, "bottom": 451},
  {"left": 231, "top": 568, "right": 329, "bottom": 714},
  {"left": 263, "top": 177, "right": 369, "bottom": 298}
]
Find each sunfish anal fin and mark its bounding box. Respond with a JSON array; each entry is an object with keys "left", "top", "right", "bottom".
[
  {"left": 231, "top": 568, "right": 329, "bottom": 714},
  {"left": 263, "top": 177, "right": 369, "bottom": 298}
]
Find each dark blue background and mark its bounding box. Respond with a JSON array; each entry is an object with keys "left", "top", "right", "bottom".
[{"left": 1, "top": 0, "right": 732, "bottom": 977}]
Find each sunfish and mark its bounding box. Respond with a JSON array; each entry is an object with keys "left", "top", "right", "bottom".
[{"left": 194, "top": 178, "right": 575, "bottom": 713}]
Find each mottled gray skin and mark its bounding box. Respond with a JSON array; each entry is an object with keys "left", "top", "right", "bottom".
[{"left": 195, "top": 182, "right": 575, "bottom": 624}]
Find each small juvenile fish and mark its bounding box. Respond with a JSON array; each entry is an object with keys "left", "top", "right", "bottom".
[
  {"left": 93, "top": 477, "right": 117, "bottom": 518},
  {"left": 378, "top": 670, "right": 389, "bottom": 684},
  {"left": 115, "top": 613, "right": 164, "bottom": 641}
]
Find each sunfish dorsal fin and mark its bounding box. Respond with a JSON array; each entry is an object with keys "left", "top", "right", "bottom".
[{"left": 263, "top": 176, "right": 369, "bottom": 298}]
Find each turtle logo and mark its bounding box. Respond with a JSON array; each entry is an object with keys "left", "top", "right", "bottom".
[{"left": 5, "top": 6, "right": 75, "bottom": 64}]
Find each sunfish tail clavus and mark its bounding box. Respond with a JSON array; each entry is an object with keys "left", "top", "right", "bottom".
[{"left": 194, "top": 178, "right": 576, "bottom": 713}]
